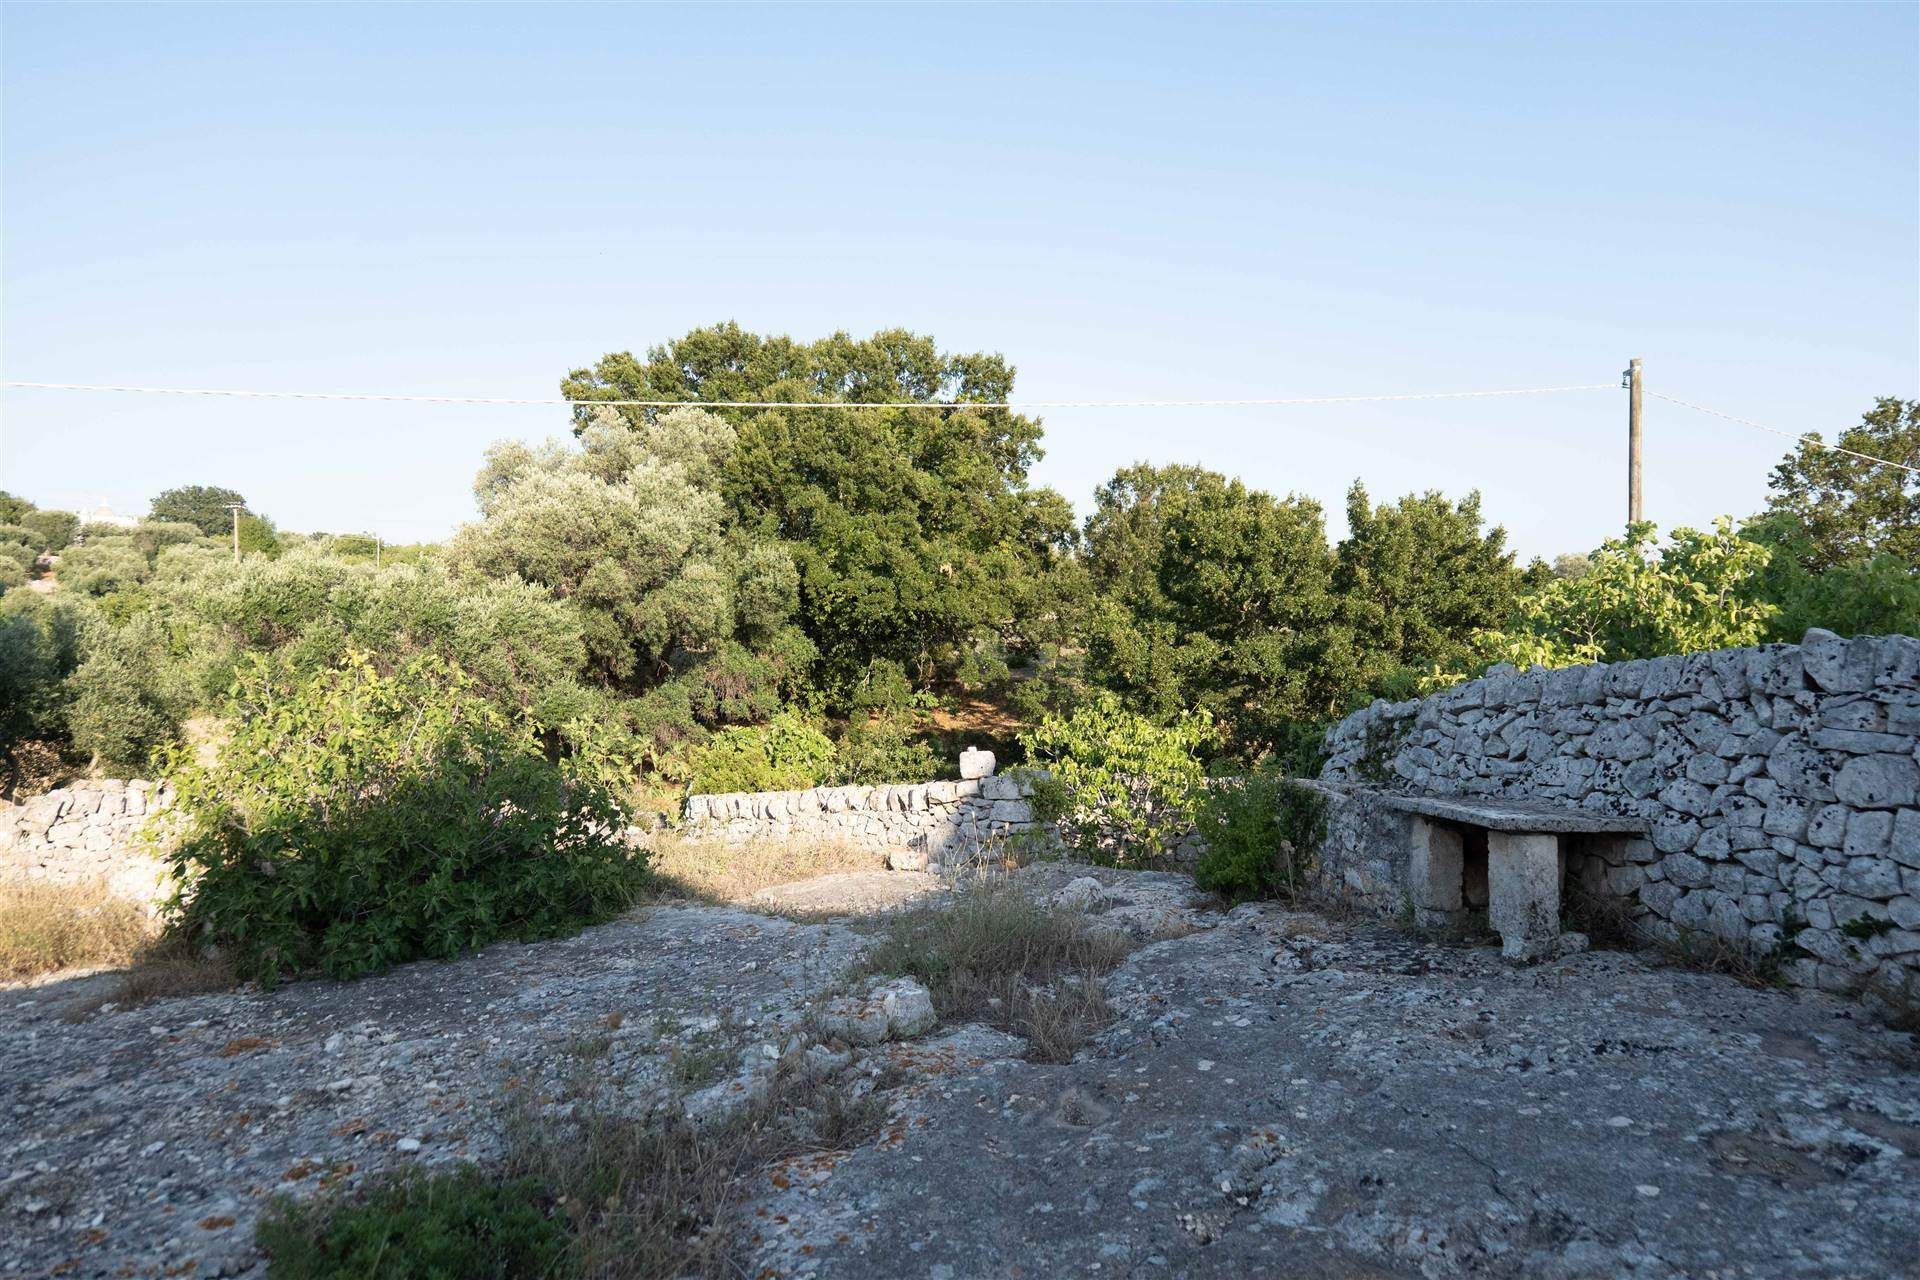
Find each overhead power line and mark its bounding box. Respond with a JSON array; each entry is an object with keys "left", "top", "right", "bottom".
[
  {"left": 6, "top": 376, "right": 1913, "bottom": 479},
  {"left": 1647, "top": 391, "right": 1920, "bottom": 479},
  {"left": 0, "top": 379, "right": 1614, "bottom": 409}
]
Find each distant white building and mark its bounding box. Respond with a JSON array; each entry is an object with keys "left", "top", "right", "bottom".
[{"left": 80, "top": 504, "right": 138, "bottom": 529}]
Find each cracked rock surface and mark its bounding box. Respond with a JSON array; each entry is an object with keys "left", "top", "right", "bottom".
[
  {"left": 746, "top": 895, "right": 1920, "bottom": 1279},
  {"left": 5, "top": 870, "right": 1919, "bottom": 1279},
  {"left": 1, "top": 905, "right": 860, "bottom": 1279}
]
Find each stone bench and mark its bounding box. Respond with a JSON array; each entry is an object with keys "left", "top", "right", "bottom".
[{"left": 1380, "top": 794, "right": 1650, "bottom": 963}]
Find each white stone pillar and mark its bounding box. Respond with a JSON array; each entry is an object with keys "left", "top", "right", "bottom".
[
  {"left": 1487, "top": 831, "right": 1562, "bottom": 962},
  {"left": 1408, "top": 816, "right": 1464, "bottom": 927}
]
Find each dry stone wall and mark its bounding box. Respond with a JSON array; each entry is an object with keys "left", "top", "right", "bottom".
[
  {"left": 1318, "top": 629, "right": 1920, "bottom": 999},
  {"left": 1, "top": 780, "right": 174, "bottom": 906},
  {"left": 682, "top": 775, "right": 1041, "bottom": 868}
]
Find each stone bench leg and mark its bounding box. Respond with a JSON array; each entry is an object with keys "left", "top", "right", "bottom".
[
  {"left": 1407, "top": 816, "right": 1464, "bottom": 928},
  {"left": 1487, "top": 831, "right": 1562, "bottom": 962}
]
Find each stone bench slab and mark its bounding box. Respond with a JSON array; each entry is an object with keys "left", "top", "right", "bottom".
[{"left": 1376, "top": 792, "right": 1649, "bottom": 835}]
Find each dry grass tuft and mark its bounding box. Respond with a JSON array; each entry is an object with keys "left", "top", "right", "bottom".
[
  {"left": 857, "top": 880, "right": 1132, "bottom": 1062},
  {"left": 266, "top": 1051, "right": 890, "bottom": 1280},
  {"left": 0, "top": 877, "right": 157, "bottom": 982},
  {"left": 110, "top": 933, "right": 238, "bottom": 1008},
  {"left": 498, "top": 1068, "right": 888, "bottom": 1279},
  {"left": 645, "top": 833, "right": 884, "bottom": 904}
]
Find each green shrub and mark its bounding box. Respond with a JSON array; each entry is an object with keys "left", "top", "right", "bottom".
[
  {"left": 1193, "top": 768, "right": 1327, "bottom": 903},
  {"left": 65, "top": 645, "right": 180, "bottom": 773},
  {"left": 687, "top": 712, "right": 834, "bottom": 794},
  {"left": 159, "top": 651, "right": 645, "bottom": 985},
  {"left": 1018, "top": 694, "right": 1212, "bottom": 865},
  {"left": 830, "top": 711, "right": 942, "bottom": 784},
  {"left": 0, "top": 593, "right": 86, "bottom": 781},
  {"left": 1489, "top": 519, "right": 1775, "bottom": 669},
  {"left": 257, "top": 1165, "right": 566, "bottom": 1280},
  {"left": 20, "top": 508, "right": 78, "bottom": 552},
  {"left": 58, "top": 539, "right": 151, "bottom": 596}
]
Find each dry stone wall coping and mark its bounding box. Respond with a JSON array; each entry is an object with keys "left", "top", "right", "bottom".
[{"left": 681, "top": 773, "right": 1043, "bottom": 866}]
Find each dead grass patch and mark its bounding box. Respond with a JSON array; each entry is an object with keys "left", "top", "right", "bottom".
[
  {"left": 111, "top": 933, "right": 238, "bottom": 1007},
  {"left": 263, "top": 1057, "right": 888, "bottom": 1280},
  {"left": 0, "top": 876, "right": 157, "bottom": 981},
  {"left": 645, "top": 833, "right": 884, "bottom": 904},
  {"left": 1562, "top": 885, "right": 1792, "bottom": 989},
  {"left": 504, "top": 1067, "right": 887, "bottom": 1279},
  {"left": 857, "top": 880, "right": 1131, "bottom": 1062}
]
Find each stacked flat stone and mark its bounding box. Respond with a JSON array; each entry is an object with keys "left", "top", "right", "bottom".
[
  {"left": 1, "top": 779, "right": 174, "bottom": 906},
  {"left": 682, "top": 775, "right": 1041, "bottom": 867},
  {"left": 1318, "top": 629, "right": 1920, "bottom": 998}
]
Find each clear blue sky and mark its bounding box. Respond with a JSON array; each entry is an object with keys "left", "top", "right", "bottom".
[{"left": 3, "top": 2, "right": 1914, "bottom": 557}]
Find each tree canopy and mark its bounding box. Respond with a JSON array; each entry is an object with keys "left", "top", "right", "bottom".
[
  {"left": 1764, "top": 397, "right": 1918, "bottom": 570},
  {"left": 150, "top": 485, "right": 251, "bottom": 537},
  {"left": 562, "top": 323, "right": 1076, "bottom": 704},
  {"left": 1082, "top": 463, "right": 1340, "bottom": 757}
]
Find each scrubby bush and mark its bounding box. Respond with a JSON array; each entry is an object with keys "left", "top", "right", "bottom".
[
  {"left": 256, "top": 1167, "right": 566, "bottom": 1280},
  {"left": 0, "top": 592, "right": 86, "bottom": 783},
  {"left": 829, "top": 711, "right": 943, "bottom": 784},
  {"left": 1192, "top": 767, "right": 1327, "bottom": 903},
  {"left": 65, "top": 611, "right": 194, "bottom": 773},
  {"left": 1019, "top": 694, "right": 1212, "bottom": 865},
  {"left": 20, "top": 508, "right": 78, "bottom": 552},
  {"left": 158, "top": 652, "right": 645, "bottom": 984},
  {"left": 687, "top": 712, "right": 834, "bottom": 794},
  {"left": 1489, "top": 519, "right": 1775, "bottom": 669},
  {"left": 58, "top": 538, "right": 152, "bottom": 596}
]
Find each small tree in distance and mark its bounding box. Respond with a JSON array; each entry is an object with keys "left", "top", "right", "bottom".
[
  {"left": 1764, "top": 397, "right": 1919, "bottom": 570},
  {"left": 150, "top": 485, "right": 249, "bottom": 537}
]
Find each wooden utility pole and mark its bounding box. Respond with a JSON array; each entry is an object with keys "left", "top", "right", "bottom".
[
  {"left": 1626, "top": 357, "right": 1644, "bottom": 526},
  {"left": 226, "top": 503, "right": 244, "bottom": 565}
]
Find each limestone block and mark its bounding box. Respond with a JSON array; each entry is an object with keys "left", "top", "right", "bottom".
[
  {"left": 1801, "top": 628, "right": 1873, "bottom": 693},
  {"left": 1709, "top": 864, "right": 1745, "bottom": 896},
  {"left": 958, "top": 747, "right": 996, "bottom": 780},
  {"left": 1663, "top": 851, "right": 1711, "bottom": 889},
  {"left": 1671, "top": 890, "right": 1715, "bottom": 932},
  {"left": 1407, "top": 817, "right": 1463, "bottom": 914},
  {"left": 1487, "top": 831, "right": 1561, "bottom": 962},
  {"left": 1651, "top": 816, "right": 1700, "bottom": 854},
  {"left": 1762, "top": 799, "right": 1811, "bottom": 841},
  {"left": 1843, "top": 810, "right": 1893, "bottom": 858},
  {"left": 1837, "top": 858, "right": 1902, "bottom": 900},
  {"left": 1685, "top": 754, "right": 1730, "bottom": 785},
  {"left": 1765, "top": 740, "right": 1836, "bottom": 801},
  {"left": 1657, "top": 780, "right": 1715, "bottom": 817},
  {"left": 1834, "top": 755, "right": 1920, "bottom": 809},
  {"left": 980, "top": 775, "right": 1022, "bottom": 801},
  {"left": 1806, "top": 804, "right": 1849, "bottom": 848},
  {"left": 1892, "top": 810, "right": 1920, "bottom": 868}
]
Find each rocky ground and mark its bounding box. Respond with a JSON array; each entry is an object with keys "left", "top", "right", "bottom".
[{"left": 4, "top": 866, "right": 1918, "bottom": 1279}]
